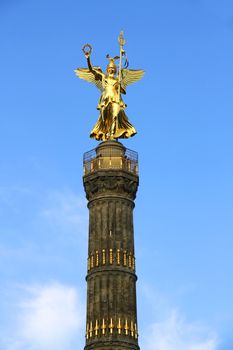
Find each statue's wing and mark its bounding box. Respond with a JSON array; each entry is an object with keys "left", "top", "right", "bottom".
[
  {"left": 74, "top": 67, "right": 103, "bottom": 91},
  {"left": 121, "top": 69, "right": 144, "bottom": 90}
]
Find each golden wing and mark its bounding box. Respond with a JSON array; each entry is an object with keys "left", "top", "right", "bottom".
[
  {"left": 74, "top": 67, "right": 103, "bottom": 91},
  {"left": 121, "top": 69, "right": 145, "bottom": 90}
]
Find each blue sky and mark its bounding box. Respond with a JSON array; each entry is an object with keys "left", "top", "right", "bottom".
[{"left": 0, "top": 0, "right": 233, "bottom": 349}]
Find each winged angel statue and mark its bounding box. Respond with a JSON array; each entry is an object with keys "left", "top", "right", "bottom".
[{"left": 75, "top": 33, "right": 144, "bottom": 141}]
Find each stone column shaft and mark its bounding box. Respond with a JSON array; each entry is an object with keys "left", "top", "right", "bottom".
[{"left": 83, "top": 141, "right": 139, "bottom": 350}]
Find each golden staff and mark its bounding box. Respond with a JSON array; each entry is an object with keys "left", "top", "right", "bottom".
[
  {"left": 118, "top": 31, "right": 125, "bottom": 103},
  {"left": 113, "top": 31, "right": 125, "bottom": 137}
]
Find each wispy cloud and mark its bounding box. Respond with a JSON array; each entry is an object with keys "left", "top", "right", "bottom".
[
  {"left": 139, "top": 283, "right": 218, "bottom": 350},
  {"left": 142, "top": 309, "right": 218, "bottom": 350},
  {"left": 3, "top": 282, "right": 85, "bottom": 350},
  {"left": 0, "top": 188, "right": 88, "bottom": 348}
]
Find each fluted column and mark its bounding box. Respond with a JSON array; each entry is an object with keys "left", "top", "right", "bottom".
[{"left": 83, "top": 140, "right": 139, "bottom": 350}]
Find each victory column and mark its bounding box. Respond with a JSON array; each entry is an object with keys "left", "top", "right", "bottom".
[{"left": 75, "top": 32, "right": 144, "bottom": 350}]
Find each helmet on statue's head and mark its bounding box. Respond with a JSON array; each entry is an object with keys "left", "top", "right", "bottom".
[{"left": 106, "top": 54, "right": 119, "bottom": 74}]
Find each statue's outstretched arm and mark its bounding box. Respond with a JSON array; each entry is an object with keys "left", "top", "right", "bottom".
[
  {"left": 75, "top": 48, "right": 103, "bottom": 91},
  {"left": 85, "top": 52, "right": 103, "bottom": 81},
  {"left": 86, "top": 55, "right": 93, "bottom": 71}
]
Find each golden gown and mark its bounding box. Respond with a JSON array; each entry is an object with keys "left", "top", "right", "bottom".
[{"left": 90, "top": 75, "right": 136, "bottom": 141}]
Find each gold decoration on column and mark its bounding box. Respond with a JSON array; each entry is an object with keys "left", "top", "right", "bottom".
[
  {"left": 109, "top": 248, "right": 113, "bottom": 264},
  {"left": 101, "top": 318, "right": 106, "bottom": 335},
  {"left": 109, "top": 317, "right": 114, "bottom": 334},
  {"left": 91, "top": 255, "right": 94, "bottom": 268},
  {"left": 102, "top": 249, "right": 106, "bottom": 265},
  {"left": 134, "top": 323, "right": 138, "bottom": 339},
  {"left": 132, "top": 256, "right": 135, "bottom": 270},
  {"left": 86, "top": 323, "right": 89, "bottom": 339},
  {"left": 123, "top": 250, "right": 127, "bottom": 266},
  {"left": 128, "top": 253, "right": 132, "bottom": 268},
  {"left": 94, "top": 319, "right": 99, "bottom": 336},
  {"left": 96, "top": 250, "right": 99, "bottom": 267},
  {"left": 124, "top": 319, "right": 129, "bottom": 335},
  {"left": 130, "top": 321, "right": 134, "bottom": 337},
  {"left": 89, "top": 321, "right": 93, "bottom": 338},
  {"left": 117, "top": 318, "right": 122, "bottom": 334},
  {"left": 117, "top": 249, "right": 120, "bottom": 265}
]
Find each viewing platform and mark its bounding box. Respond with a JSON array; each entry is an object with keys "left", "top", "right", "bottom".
[{"left": 83, "top": 141, "right": 138, "bottom": 176}]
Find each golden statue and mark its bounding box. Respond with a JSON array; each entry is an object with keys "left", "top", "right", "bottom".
[{"left": 75, "top": 32, "right": 144, "bottom": 141}]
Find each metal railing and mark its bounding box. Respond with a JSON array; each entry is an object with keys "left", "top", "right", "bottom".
[{"left": 83, "top": 146, "right": 138, "bottom": 176}]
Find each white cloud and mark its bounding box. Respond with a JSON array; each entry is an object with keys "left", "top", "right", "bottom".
[
  {"left": 143, "top": 309, "right": 218, "bottom": 350},
  {"left": 5, "top": 282, "right": 85, "bottom": 350},
  {"left": 0, "top": 188, "right": 88, "bottom": 349}
]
